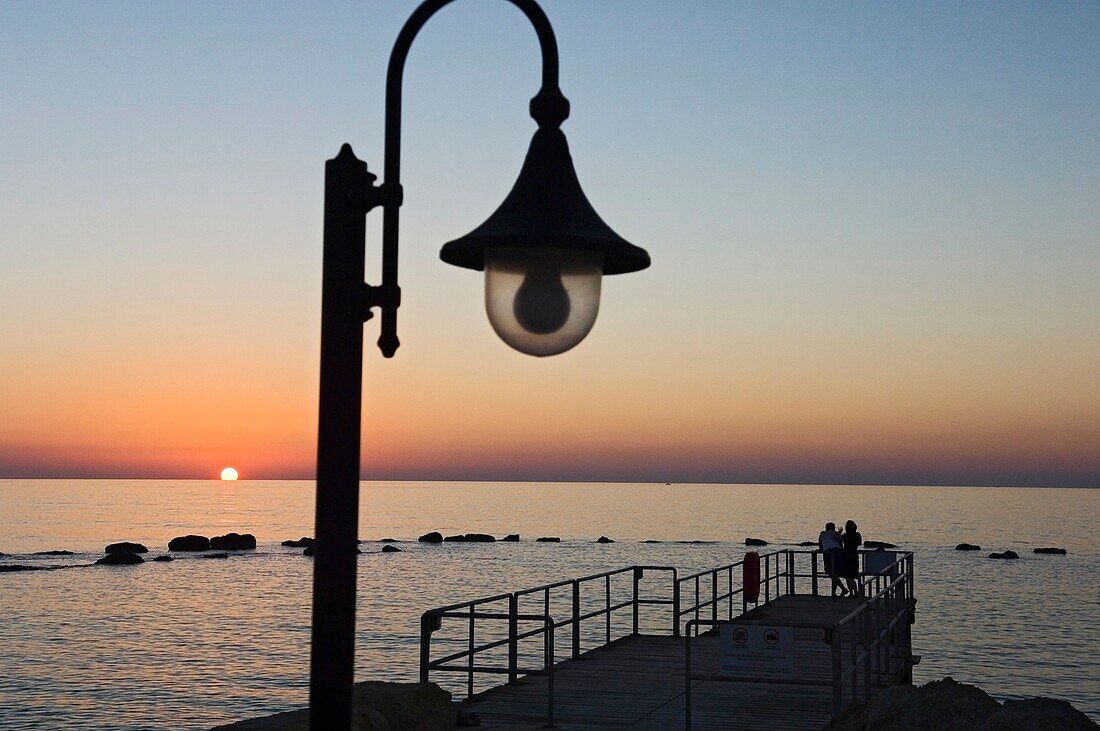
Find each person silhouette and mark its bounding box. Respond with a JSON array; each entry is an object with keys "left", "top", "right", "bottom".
[
  {"left": 840, "top": 519, "right": 863, "bottom": 597},
  {"left": 818, "top": 521, "right": 845, "bottom": 597}
]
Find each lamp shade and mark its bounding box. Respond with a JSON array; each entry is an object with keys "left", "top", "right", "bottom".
[
  {"left": 439, "top": 127, "right": 649, "bottom": 275},
  {"left": 441, "top": 127, "right": 648, "bottom": 356}
]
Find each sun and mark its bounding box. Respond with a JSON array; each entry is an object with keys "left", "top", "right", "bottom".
[{"left": 220, "top": 467, "right": 239, "bottom": 481}]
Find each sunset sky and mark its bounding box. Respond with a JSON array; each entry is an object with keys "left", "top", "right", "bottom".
[{"left": 1, "top": 1, "right": 1097, "bottom": 486}]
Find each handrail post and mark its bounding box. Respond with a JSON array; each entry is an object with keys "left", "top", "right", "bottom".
[
  {"left": 467, "top": 606, "right": 475, "bottom": 699},
  {"left": 508, "top": 594, "right": 519, "bottom": 685},
  {"left": 419, "top": 613, "right": 433, "bottom": 683},
  {"left": 684, "top": 621, "right": 694, "bottom": 731},
  {"left": 673, "top": 575, "right": 681, "bottom": 637},
  {"left": 812, "top": 550, "right": 819, "bottom": 596},
  {"left": 787, "top": 551, "right": 794, "bottom": 595},
  {"left": 605, "top": 574, "right": 612, "bottom": 645},
  {"left": 711, "top": 570, "right": 718, "bottom": 624},
  {"left": 545, "top": 617, "right": 556, "bottom": 729},
  {"left": 632, "top": 567, "right": 641, "bottom": 636},
  {"left": 571, "top": 580, "right": 581, "bottom": 659},
  {"left": 765, "top": 555, "right": 771, "bottom": 604}
]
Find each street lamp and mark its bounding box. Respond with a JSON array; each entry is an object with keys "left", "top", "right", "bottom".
[{"left": 310, "top": 0, "right": 650, "bottom": 727}]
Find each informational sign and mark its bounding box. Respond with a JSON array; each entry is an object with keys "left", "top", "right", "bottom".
[{"left": 718, "top": 624, "right": 794, "bottom": 680}]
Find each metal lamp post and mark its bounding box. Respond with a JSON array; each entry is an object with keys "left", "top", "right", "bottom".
[{"left": 310, "top": 0, "right": 650, "bottom": 727}]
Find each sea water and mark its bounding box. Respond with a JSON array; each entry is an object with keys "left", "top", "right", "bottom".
[{"left": 1, "top": 480, "right": 1097, "bottom": 728}]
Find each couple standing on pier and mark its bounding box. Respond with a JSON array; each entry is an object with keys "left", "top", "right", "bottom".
[{"left": 818, "top": 520, "right": 863, "bottom": 597}]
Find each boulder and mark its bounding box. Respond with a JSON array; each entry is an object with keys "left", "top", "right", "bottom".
[
  {"left": 641, "top": 539, "right": 662, "bottom": 543},
  {"left": 537, "top": 536, "right": 560, "bottom": 543},
  {"left": 744, "top": 538, "right": 768, "bottom": 546},
  {"left": 956, "top": 543, "right": 982, "bottom": 551},
  {"left": 32, "top": 550, "right": 75, "bottom": 555},
  {"left": 824, "top": 676, "right": 1097, "bottom": 731},
  {"left": 381, "top": 545, "right": 402, "bottom": 553},
  {"left": 96, "top": 552, "right": 144, "bottom": 565},
  {"left": 152, "top": 555, "right": 174, "bottom": 562},
  {"left": 105, "top": 542, "right": 148, "bottom": 554},
  {"left": 418, "top": 532, "right": 443, "bottom": 544},
  {"left": 864, "top": 540, "right": 897, "bottom": 549},
  {"left": 825, "top": 677, "right": 999, "bottom": 730},
  {"left": 282, "top": 537, "right": 314, "bottom": 548},
  {"left": 799, "top": 541, "right": 818, "bottom": 547},
  {"left": 353, "top": 681, "right": 455, "bottom": 731},
  {"left": 202, "top": 552, "right": 229, "bottom": 559},
  {"left": 596, "top": 536, "right": 615, "bottom": 543},
  {"left": 501, "top": 534, "right": 520, "bottom": 542},
  {"left": 988, "top": 550, "right": 1020, "bottom": 560},
  {"left": 379, "top": 538, "right": 400, "bottom": 543},
  {"left": 0, "top": 564, "right": 47, "bottom": 572},
  {"left": 210, "top": 533, "right": 257, "bottom": 550},
  {"left": 443, "top": 533, "right": 495, "bottom": 543},
  {"left": 985, "top": 696, "right": 1098, "bottom": 729},
  {"left": 1033, "top": 547, "right": 1067, "bottom": 555},
  {"left": 169, "top": 535, "right": 210, "bottom": 552},
  {"left": 211, "top": 681, "right": 453, "bottom": 731}
]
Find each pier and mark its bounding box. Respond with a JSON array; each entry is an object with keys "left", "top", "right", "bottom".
[{"left": 420, "top": 549, "right": 916, "bottom": 729}]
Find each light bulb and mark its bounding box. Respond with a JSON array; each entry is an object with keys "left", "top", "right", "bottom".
[
  {"left": 513, "top": 262, "right": 570, "bottom": 334},
  {"left": 485, "top": 248, "right": 603, "bottom": 357}
]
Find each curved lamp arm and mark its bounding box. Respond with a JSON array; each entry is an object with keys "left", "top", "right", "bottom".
[{"left": 376, "top": 0, "right": 570, "bottom": 356}]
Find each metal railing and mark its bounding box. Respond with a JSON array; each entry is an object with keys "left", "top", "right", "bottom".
[
  {"left": 830, "top": 551, "right": 916, "bottom": 710},
  {"left": 421, "top": 549, "right": 915, "bottom": 727},
  {"left": 681, "top": 549, "right": 916, "bottom": 728}
]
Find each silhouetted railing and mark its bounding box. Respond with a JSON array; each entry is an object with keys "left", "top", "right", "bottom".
[{"left": 420, "top": 548, "right": 915, "bottom": 726}]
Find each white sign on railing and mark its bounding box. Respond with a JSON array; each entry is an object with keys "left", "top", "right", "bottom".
[{"left": 718, "top": 624, "right": 794, "bottom": 680}]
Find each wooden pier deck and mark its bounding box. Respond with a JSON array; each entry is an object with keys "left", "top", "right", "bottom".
[
  {"left": 423, "top": 550, "right": 917, "bottom": 731},
  {"left": 462, "top": 595, "right": 862, "bottom": 730}
]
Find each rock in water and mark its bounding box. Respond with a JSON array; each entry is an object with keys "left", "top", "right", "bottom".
[
  {"left": 105, "top": 542, "right": 148, "bottom": 554},
  {"left": 96, "top": 552, "right": 144, "bottom": 565},
  {"left": 210, "top": 533, "right": 257, "bottom": 550},
  {"left": 596, "top": 536, "right": 615, "bottom": 543},
  {"left": 537, "top": 537, "right": 560, "bottom": 543},
  {"left": 1033, "top": 547, "right": 1068, "bottom": 555},
  {"left": 864, "top": 540, "right": 897, "bottom": 549},
  {"left": 152, "top": 555, "right": 174, "bottom": 562},
  {"left": 0, "top": 565, "right": 47, "bottom": 572},
  {"left": 202, "top": 552, "right": 229, "bottom": 559},
  {"left": 353, "top": 681, "right": 455, "bottom": 731},
  {"left": 381, "top": 545, "right": 402, "bottom": 553},
  {"left": 211, "top": 681, "right": 454, "bottom": 731},
  {"left": 32, "top": 550, "right": 75, "bottom": 555},
  {"left": 418, "top": 531, "right": 443, "bottom": 544},
  {"left": 501, "top": 534, "right": 520, "bottom": 542},
  {"left": 169, "top": 535, "right": 210, "bottom": 552},
  {"left": 824, "top": 676, "right": 1097, "bottom": 731},
  {"left": 799, "top": 541, "right": 818, "bottom": 547},
  {"left": 463, "top": 533, "right": 495, "bottom": 543},
  {"left": 988, "top": 550, "right": 1020, "bottom": 560},
  {"left": 955, "top": 543, "right": 982, "bottom": 551},
  {"left": 379, "top": 538, "right": 399, "bottom": 543},
  {"left": 825, "top": 677, "right": 999, "bottom": 730},
  {"left": 987, "top": 697, "right": 1098, "bottom": 729},
  {"left": 744, "top": 538, "right": 768, "bottom": 546},
  {"left": 281, "top": 537, "right": 314, "bottom": 548}
]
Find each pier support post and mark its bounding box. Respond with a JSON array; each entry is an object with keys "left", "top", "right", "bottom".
[{"left": 508, "top": 594, "right": 519, "bottom": 684}]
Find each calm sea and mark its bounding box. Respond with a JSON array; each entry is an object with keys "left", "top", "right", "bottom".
[{"left": 0, "top": 480, "right": 1097, "bottom": 729}]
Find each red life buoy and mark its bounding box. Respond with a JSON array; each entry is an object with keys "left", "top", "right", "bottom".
[{"left": 743, "top": 551, "right": 761, "bottom": 604}]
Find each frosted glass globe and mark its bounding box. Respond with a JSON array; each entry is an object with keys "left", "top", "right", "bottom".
[{"left": 485, "top": 249, "right": 602, "bottom": 357}]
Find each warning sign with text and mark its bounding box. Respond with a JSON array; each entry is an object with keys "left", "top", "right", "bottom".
[{"left": 718, "top": 624, "right": 794, "bottom": 680}]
